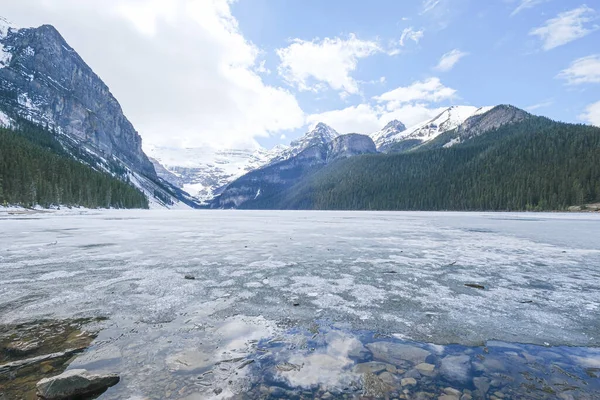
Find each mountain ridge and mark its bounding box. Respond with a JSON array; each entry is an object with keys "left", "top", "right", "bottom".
[
  {"left": 211, "top": 108, "right": 600, "bottom": 210},
  {"left": 0, "top": 19, "right": 198, "bottom": 208}
]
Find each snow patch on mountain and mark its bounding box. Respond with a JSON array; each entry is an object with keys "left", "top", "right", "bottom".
[
  {"left": 146, "top": 123, "right": 339, "bottom": 202},
  {"left": 370, "top": 120, "right": 407, "bottom": 146},
  {"left": 0, "top": 110, "right": 12, "bottom": 127},
  {"left": 146, "top": 144, "right": 274, "bottom": 202},
  {"left": 269, "top": 122, "right": 340, "bottom": 164},
  {"left": 373, "top": 106, "right": 493, "bottom": 151}
]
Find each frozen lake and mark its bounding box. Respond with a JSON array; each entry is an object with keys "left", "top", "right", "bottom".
[{"left": 1, "top": 210, "right": 600, "bottom": 399}]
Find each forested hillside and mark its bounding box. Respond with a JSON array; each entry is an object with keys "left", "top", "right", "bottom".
[
  {"left": 0, "top": 124, "right": 148, "bottom": 209},
  {"left": 234, "top": 117, "right": 600, "bottom": 211}
]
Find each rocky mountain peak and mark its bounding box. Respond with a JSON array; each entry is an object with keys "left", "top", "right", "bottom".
[
  {"left": 0, "top": 21, "right": 155, "bottom": 176},
  {"left": 307, "top": 122, "right": 339, "bottom": 141},
  {"left": 382, "top": 120, "right": 407, "bottom": 132}
]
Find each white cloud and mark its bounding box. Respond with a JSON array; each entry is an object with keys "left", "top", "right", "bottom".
[
  {"left": 526, "top": 100, "right": 554, "bottom": 111},
  {"left": 400, "top": 27, "right": 424, "bottom": 46},
  {"left": 579, "top": 100, "right": 600, "bottom": 126},
  {"left": 511, "top": 0, "right": 548, "bottom": 17},
  {"left": 307, "top": 77, "right": 457, "bottom": 135},
  {"left": 530, "top": 5, "right": 599, "bottom": 51},
  {"left": 307, "top": 103, "right": 444, "bottom": 134},
  {"left": 307, "top": 104, "right": 382, "bottom": 134},
  {"left": 422, "top": 0, "right": 441, "bottom": 14},
  {"left": 374, "top": 77, "right": 457, "bottom": 110},
  {"left": 557, "top": 54, "right": 600, "bottom": 85},
  {"left": 434, "top": 49, "right": 468, "bottom": 71},
  {"left": 2, "top": 0, "right": 305, "bottom": 149},
  {"left": 276, "top": 34, "right": 382, "bottom": 96}
]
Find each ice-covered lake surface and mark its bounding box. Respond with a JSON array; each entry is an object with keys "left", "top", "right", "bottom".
[{"left": 1, "top": 210, "right": 600, "bottom": 399}]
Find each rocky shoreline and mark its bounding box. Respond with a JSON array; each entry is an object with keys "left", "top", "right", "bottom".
[{"left": 0, "top": 318, "right": 118, "bottom": 400}]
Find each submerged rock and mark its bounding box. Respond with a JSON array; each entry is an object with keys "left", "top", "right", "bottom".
[
  {"left": 36, "top": 369, "right": 120, "bottom": 399},
  {"left": 3, "top": 340, "right": 41, "bottom": 356},
  {"left": 401, "top": 377, "right": 417, "bottom": 386},
  {"left": 366, "top": 342, "right": 431, "bottom": 365},
  {"left": 416, "top": 362, "right": 436, "bottom": 376},
  {"left": 440, "top": 355, "right": 471, "bottom": 383},
  {"left": 363, "top": 371, "right": 393, "bottom": 397},
  {"left": 353, "top": 361, "right": 397, "bottom": 375}
]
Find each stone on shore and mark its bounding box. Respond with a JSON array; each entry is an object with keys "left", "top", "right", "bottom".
[{"left": 36, "top": 369, "right": 120, "bottom": 399}]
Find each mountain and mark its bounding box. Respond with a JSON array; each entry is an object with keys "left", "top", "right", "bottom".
[
  {"left": 211, "top": 133, "right": 377, "bottom": 209},
  {"left": 268, "top": 122, "right": 340, "bottom": 164},
  {"left": 370, "top": 120, "right": 406, "bottom": 149},
  {"left": 147, "top": 123, "right": 340, "bottom": 202},
  {"left": 212, "top": 108, "right": 600, "bottom": 211},
  {"left": 0, "top": 18, "right": 198, "bottom": 209},
  {"left": 146, "top": 145, "right": 272, "bottom": 202},
  {"left": 373, "top": 106, "right": 494, "bottom": 152},
  {"left": 421, "top": 104, "right": 531, "bottom": 150}
]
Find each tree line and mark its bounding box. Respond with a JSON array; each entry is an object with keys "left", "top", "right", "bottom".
[
  {"left": 0, "top": 123, "right": 148, "bottom": 209},
  {"left": 241, "top": 117, "right": 600, "bottom": 211}
]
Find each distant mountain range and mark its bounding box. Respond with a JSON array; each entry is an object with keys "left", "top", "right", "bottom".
[
  {"left": 211, "top": 107, "right": 600, "bottom": 211},
  {"left": 0, "top": 18, "right": 598, "bottom": 211}
]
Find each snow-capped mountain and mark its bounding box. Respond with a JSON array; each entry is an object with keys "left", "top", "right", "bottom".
[
  {"left": 269, "top": 122, "right": 340, "bottom": 164},
  {"left": 370, "top": 120, "right": 407, "bottom": 148},
  {"left": 373, "top": 106, "right": 493, "bottom": 152},
  {"left": 146, "top": 144, "right": 274, "bottom": 202},
  {"left": 148, "top": 123, "right": 339, "bottom": 202},
  {"left": 0, "top": 17, "right": 198, "bottom": 208}
]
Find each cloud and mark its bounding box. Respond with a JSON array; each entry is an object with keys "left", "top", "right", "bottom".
[
  {"left": 434, "top": 49, "right": 468, "bottom": 71},
  {"left": 511, "top": 0, "right": 548, "bottom": 17},
  {"left": 579, "top": 100, "right": 600, "bottom": 126},
  {"left": 526, "top": 100, "right": 554, "bottom": 111},
  {"left": 276, "top": 34, "right": 382, "bottom": 96},
  {"left": 557, "top": 54, "right": 600, "bottom": 85},
  {"left": 306, "top": 104, "right": 381, "bottom": 134},
  {"left": 307, "top": 77, "right": 457, "bottom": 134},
  {"left": 530, "top": 5, "right": 599, "bottom": 51},
  {"left": 374, "top": 77, "right": 457, "bottom": 110},
  {"left": 306, "top": 103, "right": 444, "bottom": 134},
  {"left": 2, "top": 0, "right": 305, "bottom": 149},
  {"left": 399, "top": 27, "right": 424, "bottom": 46},
  {"left": 422, "top": 0, "right": 441, "bottom": 14}
]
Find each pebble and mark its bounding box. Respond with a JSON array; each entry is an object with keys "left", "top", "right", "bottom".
[
  {"left": 401, "top": 377, "right": 417, "bottom": 386},
  {"left": 443, "top": 387, "right": 461, "bottom": 396}
]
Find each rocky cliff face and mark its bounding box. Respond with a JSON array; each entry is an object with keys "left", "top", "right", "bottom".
[
  {"left": 0, "top": 23, "right": 155, "bottom": 176},
  {"left": 211, "top": 133, "right": 377, "bottom": 208},
  {"left": 426, "top": 105, "right": 532, "bottom": 150},
  {"left": 0, "top": 20, "right": 198, "bottom": 208},
  {"left": 453, "top": 104, "right": 530, "bottom": 141},
  {"left": 328, "top": 134, "right": 377, "bottom": 161}
]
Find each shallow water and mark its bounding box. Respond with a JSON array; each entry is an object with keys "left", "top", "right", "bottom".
[{"left": 0, "top": 210, "right": 599, "bottom": 399}]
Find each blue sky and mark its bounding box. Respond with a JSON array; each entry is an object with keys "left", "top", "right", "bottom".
[
  {"left": 4, "top": 0, "right": 600, "bottom": 150},
  {"left": 230, "top": 0, "right": 600, "bottom": 148}
]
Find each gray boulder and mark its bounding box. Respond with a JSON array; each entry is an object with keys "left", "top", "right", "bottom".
[
  {"left": 366, "top": 342, "right": 431, "bottom": 365},
  {"left": 440, "top": 354, "right": 471, "bottom": 383},
  {"left": 36, "top": 369, "right": 119, "bottom": 399}
]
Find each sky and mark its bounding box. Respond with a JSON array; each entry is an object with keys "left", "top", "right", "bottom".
[{"left": 1, "top": 0, "right": 599, "bottom": 151}]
